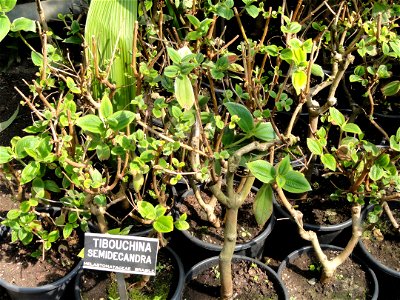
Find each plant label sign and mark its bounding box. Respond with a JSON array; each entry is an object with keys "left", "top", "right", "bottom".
[{"left": 83, "top": 233, "right": 159, "bottom": 275}]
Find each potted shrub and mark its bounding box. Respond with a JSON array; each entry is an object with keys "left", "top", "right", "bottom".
[
  {"left": 0, "top": 0, "right": 188, "bottom": 298},
  {"left": 356, "top": 127, "right": 400, "bottom": 297},
  {"left": 269, "top": 107, "right": 387, "bottom": 298}
]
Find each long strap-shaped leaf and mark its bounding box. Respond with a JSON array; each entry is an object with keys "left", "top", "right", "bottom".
[{"left": 85, "top": 0, "right": 137, "bottom": 110}]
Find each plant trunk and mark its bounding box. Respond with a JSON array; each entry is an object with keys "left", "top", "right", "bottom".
[{"left": 219, "top": 207, "right": 238, "bottom": 300}]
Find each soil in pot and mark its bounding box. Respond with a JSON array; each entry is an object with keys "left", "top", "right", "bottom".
[
  {"left": 176, "top": 188, "right": 263, "bottom": 247},
  {"left": 183, "top": 258, "right": 282, "bottom": 300},
  {"left": 281, "top": 169, "right": 353, "bottom": 227},
  {"left": 280, "top": 247, "right": 376, "bottom": 300},
  {"left": 361, "top": 205, "right": 400, "bottom": 273},
  {"left": 0, "top": 230, "right": 82, "bottom": 288},
  {"left": 77, "top": 248, "right": 180, "bottom": 300}
]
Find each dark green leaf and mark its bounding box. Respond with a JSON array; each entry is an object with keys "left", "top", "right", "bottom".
[
  {"left": 282, "top": 170, "right": 312, "bottom": 193},
  {"left": 253, "top": 183, "right": 273, "bottom": 226},
  {"left": 224, "top": 102, "right": 254, "bottom": 133},
  {"left": 44, "top": 180, "right": 61, "bottom": 193}
]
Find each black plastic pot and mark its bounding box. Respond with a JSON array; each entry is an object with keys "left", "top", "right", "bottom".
[
  {"left": 175, "top": 185, "right": 276, "bottom": 264},
  {"left": 273, "top": 198, "right": 353, "bottom": 245},
  {"left": 358, "top": 204, "right": 400, "bottom": 280},
  {"left": 179, "top": 255, "right": 289, "bottom": 299},
  {"left": 278, "top": 245, "right": 379, "bottom": 300},
  {"left": 0, "top": 260, "right": 82, "bottom": 300},
  {"left": 357, "top": 204, "right": 400, "bottom": 299},
  {"left": 74, "top": 246, "right": 184, "bottom": 300}
]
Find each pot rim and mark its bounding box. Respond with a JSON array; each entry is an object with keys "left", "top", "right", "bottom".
[{"left": 277, "top": 244, "right": 379, "bottom": 300}]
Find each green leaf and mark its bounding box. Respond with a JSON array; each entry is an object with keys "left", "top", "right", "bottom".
[
  {"left": 174, "top": 75, "right": 195, "bottom": 110},
  {"left": 66, "top": 77, "right": 80, "bottom": 93},
  {"left": 253, "top": 122, "right": 276, "bottom": 141},
  {"left": 167, "top": 47, "right": 182, "bottom": 64},
  {"left": 55, "top": 214, "right": 66, "bottom": 226},
  {"left": 0, "top": 0, "right": 17, "bottom": 13},
  {"left": 20, "top": 161, "right": 40, "bottom": 184},
  {"left": 164, "top": 65, "right": 180, "bottom": 78},
  {"left": 0, "top": 15, "right": 10, "bottom": 43},
  {"left": 329, "top": 107, "right": 345, "bottom": 127},
  {"left": 307, "top": 138, "right": 323, "bottom": 156},
  {"left": 376, "top": 153, "right": 390, "bottom": 167},
  {"left": 245, "top": 5, "right": 259, "bottom": 18},
  {"left": 19, "top": 229, "right": 33, "bottom": 246},
  {"left": 0, "top": 105, "right": 18, "bottom": 133},
  {"left": 100, "top": 94, "right": 113, "bottom": 119},
  {"left": 342, "top": 123, "right": 362, "bottom": 134},
  {"left": 32, "top": 178, "right": 45, "bottom": 198},
  {"left": 0, "top": 146, "right": 12, "bottom": 164},
  {"left": 276, "top": 156, "right": 291, "bottom": 176},
  {"left": 292, "top": 69, "right": 307, "bottom": 95},
  {"left": 186, "top": 14, "right": 201, "bottom": 27},
  {"left": 247, "top": 160, "right": 276, "bottom": 183},
  {"left": 137, "top": 201, "right": 156, "bottom": 220},
  {"left": 280, "top": 48, "right": 293, "bottom": 62},
  {"left": 31, "top": 51, "right": 43, "bottom": 66},
  {"left": 77, "top": 248, "right": 85, "bottom": 258},
  {"left": 63, "top": 223, "right": 73, "bottom": 239},
  {"left": 96, "top": 143, "right": 110, "bottom": 161},
  {"left": 44, "top": 180, "right": 61, "bottom": 193},
  {"left": 321, "top": 154, "right": 336, "bottom": 171},
  {"left": 108, "top": 110, "right": 135, "bottom": 131},
  {"left": 369, "top": 165, "right": 384, "bottom": 181},
  {"left": 94, "top": 194, "right": 107, "bottom": 206},
  {"left": 153, "top": 215, "right": 174, "bottom": 233},
  {"left": 90, "top": 169, "right": 103, "bottom": 188},
  {"left": 76, "top": 115, "right": 104, "bottom": 134},
  {"left": 224, "top": 102, "right": 254, "bottom": 133},
  {"left": 15, "top": 136, "right": 39, "bottom": 159},
  {"left": 253, "top": 183, "right": 273, "bottom": 226},
  {"left": 10, "top": 17, "right": 36, "bottom": 32},
  {"left": 174, "top": 213, "right": 189, "bottom": 230},
  {"left": 155, "top": 204, "right": 167, "bottom": 219},
  {"left": 281, "top": 21, "right": 302, "bottom": 34},
  {"left": 282, "top": 170, "right": 312, "bottom": 193},
  {"left": 48, "top": 230, "right": 59, "bottom": 243},
  {"left": 311, "top": 64, "right": 324, "bottom": 78},
  {"left": 68, "top": 211, "right": 78, "bottom": 223},
  {"left": 7, "top": 209, "right": 21, "bottom": 220},
  {"left": 20, "top": 201, "right": 30, "bottom": 213},
  {"left": 382, "top": 80, "right": 400, "bottom": 96}
]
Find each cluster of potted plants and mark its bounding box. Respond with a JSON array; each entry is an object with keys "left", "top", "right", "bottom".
[{"left": 0, "top": 0, "right": 399, "bottom": 299}]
